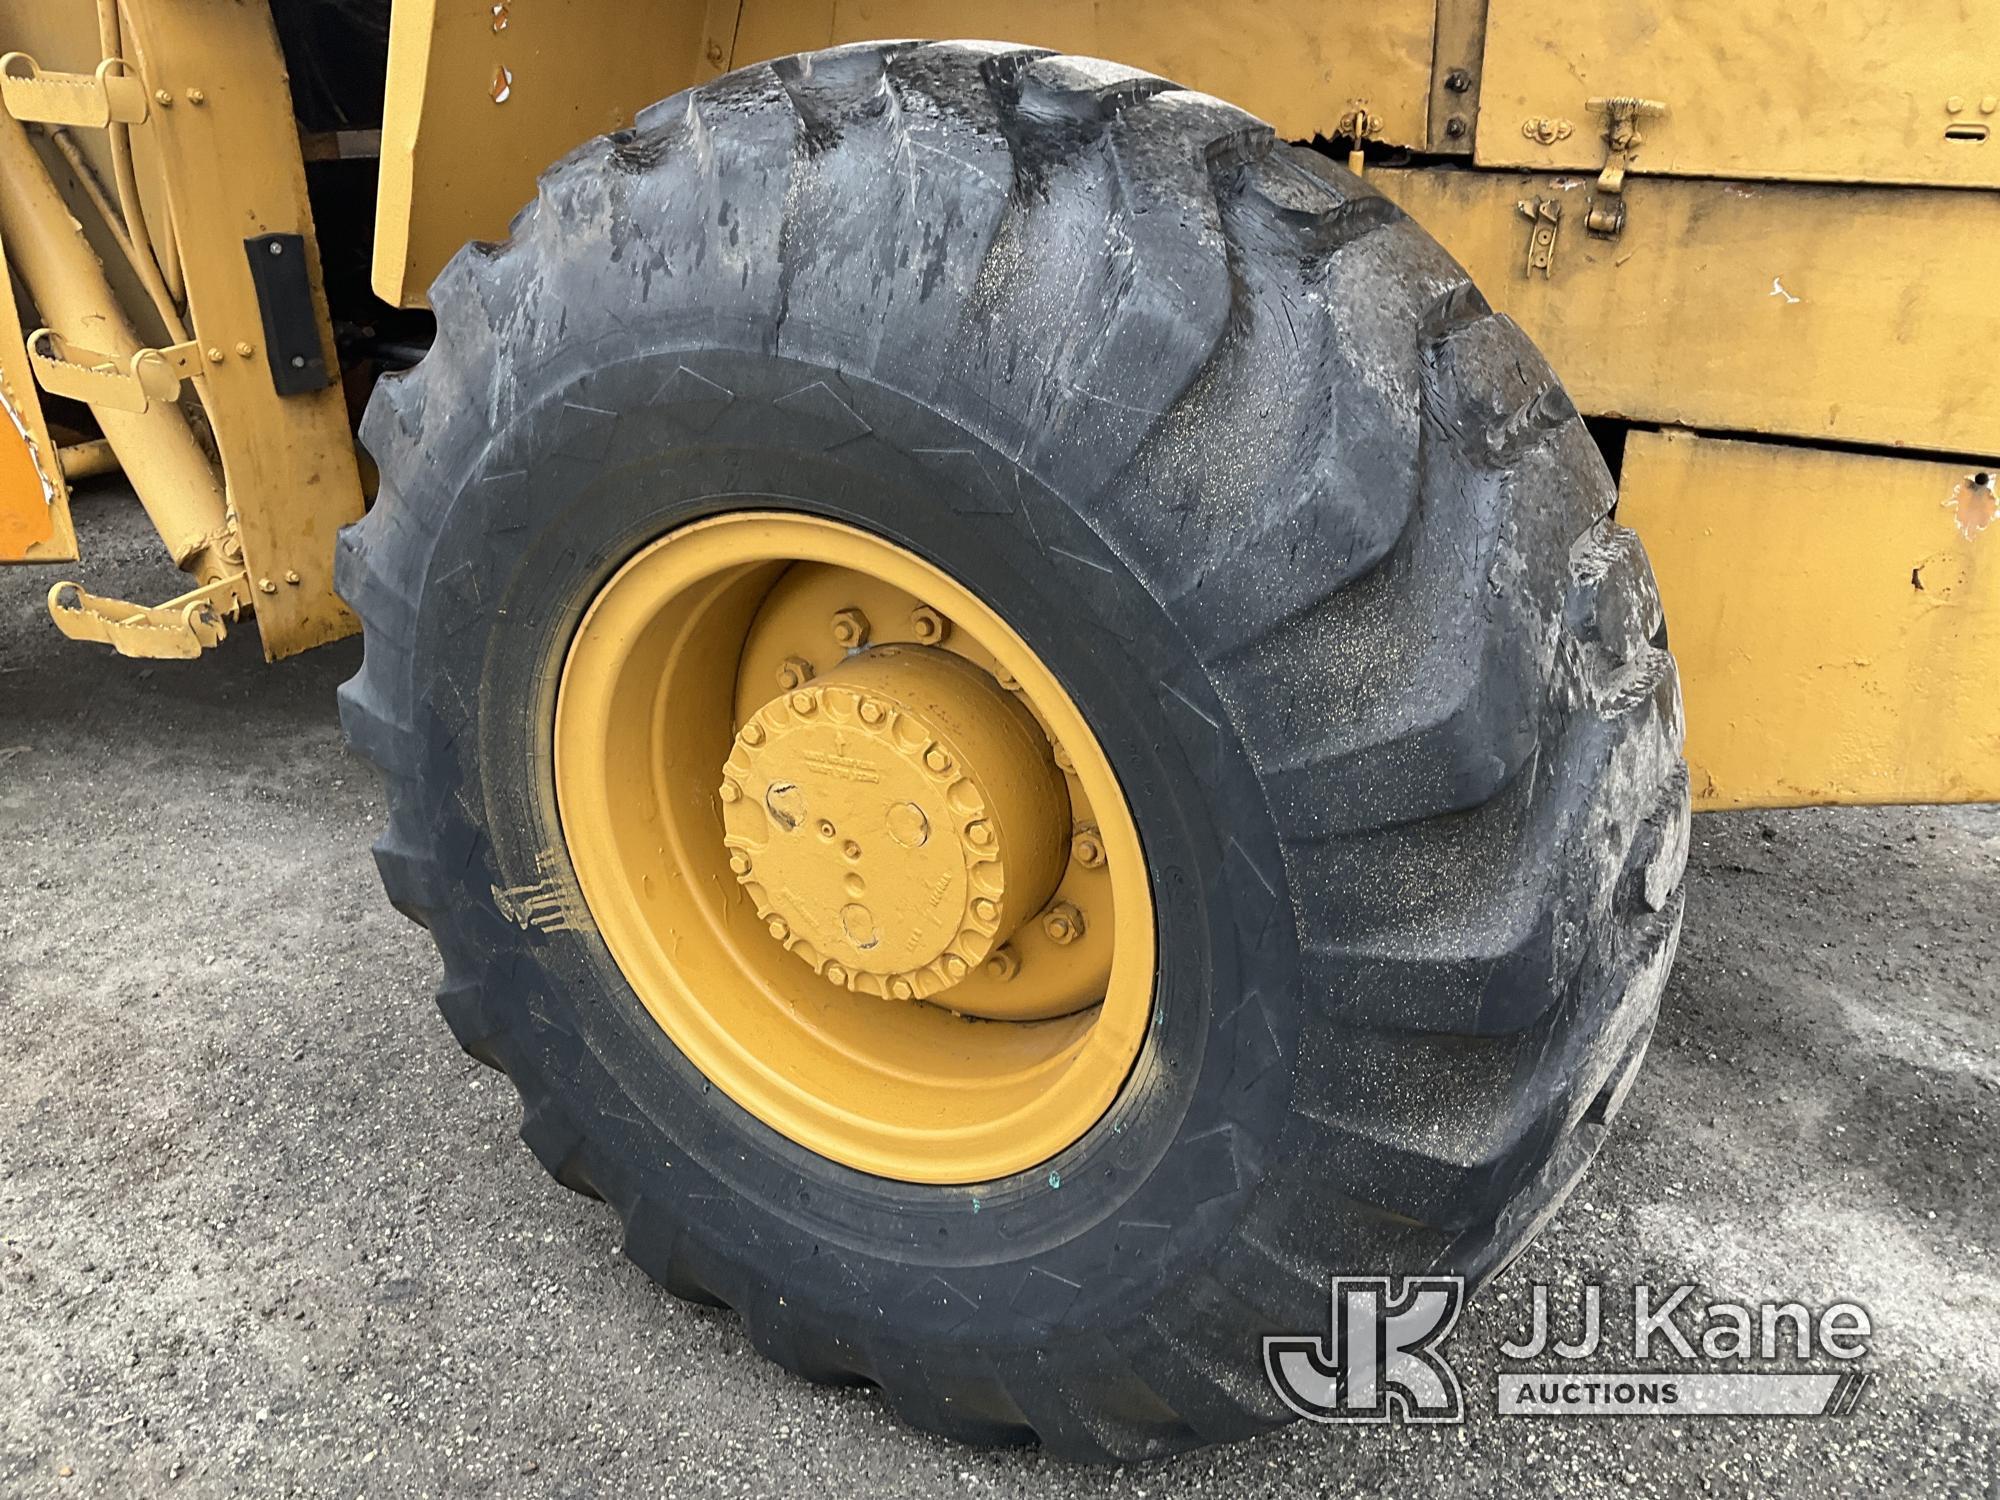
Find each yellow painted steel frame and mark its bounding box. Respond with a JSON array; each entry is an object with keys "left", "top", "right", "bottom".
[
  {"left": 0, "top": 0, "right": 364, "bottom": 659},
  {"left": 113, "top": 0, "right": 365, "bottom": 659},
  {"left": 1621, "top": 432, "right": 2000, "bottom": 810}
]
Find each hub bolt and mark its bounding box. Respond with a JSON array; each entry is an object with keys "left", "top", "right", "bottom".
[
  {"left": 890, "top": 978, "right": 914, "bottom": 1000},
  {"left": 925, "top": 746, "right": 953, "bottom": 774},
  {"left": 824, "top": 963, "right": 847, "bottom": 986},
  {"left": 776, "top": 656, "right": 814, "bottom": 691},
  {"left": 718, "top": 779, "right": 741, "bottom": 804},
  {"left": 1072, "top": 828, "right": 1105, "bottom": 868},
  {"left": 740, "top": 721, "right": 765, "bottom": 746},
  {"left": 985, "top": 946, "right": 1019, "bottom": 982},
  {"left": 727, "top": 850, "right": 751, "bottom": 875},
  {"left": 965, "top": 820, "right": 992, "bottom": 848},
  {"left": 909, "top": 605, "right": 949, "bottom": 645},
  {"left": 830, "top": 607, "right": 871, "bottom": 649},
  {"left": 767, "top": 917, "right": 789, "bottom": 942},
  {"left": 790, "top": 691, "right": 817, "bottom": 715},
  {"left": 1042, "top": 901, "right": 1084, "bottom": 945}
]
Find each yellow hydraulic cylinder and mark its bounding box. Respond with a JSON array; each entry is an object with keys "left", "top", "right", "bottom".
[{"left": 0, "top": 112, "right": 228, "bottom": 577}]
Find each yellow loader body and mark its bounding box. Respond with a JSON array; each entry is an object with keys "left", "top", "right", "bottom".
[{"left": 0, "top": 0, "right": 1994, "bottom": 807}]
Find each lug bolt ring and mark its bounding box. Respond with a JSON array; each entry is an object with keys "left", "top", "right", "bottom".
[
  {"left": 830, "top": 607, "right": 871, "bottom": 649},
  {"left": 909, "top": 605, "right": 949, "bottom": 645},
  {"left": 1042, "top": 901, "right": 1084, "bottom": 945}
]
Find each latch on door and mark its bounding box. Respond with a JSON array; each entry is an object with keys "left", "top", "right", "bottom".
[{"left": 1584, "top": 96, "right": 1668, "bottom": 238}]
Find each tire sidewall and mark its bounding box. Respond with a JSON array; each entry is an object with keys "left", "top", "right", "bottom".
[{"left": 401, "top": 344, "right": 1302, "bottom": 1349}]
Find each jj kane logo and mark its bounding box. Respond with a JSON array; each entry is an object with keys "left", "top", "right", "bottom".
[
  {"left": 1265, "top": 1278, "right": 1876, "bottom": 1424},
  {"left": 1263, "top": 1277, "right": 1466, "bottom": 1424}
]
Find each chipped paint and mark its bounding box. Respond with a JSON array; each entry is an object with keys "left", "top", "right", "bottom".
[
  {"left": 490, "top": 64, "right": 512, "bottom": 104},
  {"left": 0, "top": 383, "right": 57, "bottom": 509},
  {"left": 1769, "top": 277, "right": 1801, "bottom": 304},
  {"left": 1945, "top": 471, "right": 1997, "bottom": 540}
]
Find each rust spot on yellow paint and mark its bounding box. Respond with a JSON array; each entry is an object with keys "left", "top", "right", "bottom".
[{"left": 1946, "top": 472, "right": 1997, "bottom": 540}]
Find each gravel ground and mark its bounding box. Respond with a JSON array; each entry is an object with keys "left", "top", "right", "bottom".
[{"left": 3, "top": 489, "right": 1996, "bottom": 1498}]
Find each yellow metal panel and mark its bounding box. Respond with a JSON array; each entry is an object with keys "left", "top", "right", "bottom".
[
  {"left": 0, "top": 220, "right": 75, "bottom": 563},
  {"left": 1477, "top": 2, "right": 2000, "bottom": 190},
  {"left": 1375, "top": 167, "right": 2000, "bottom": 457},
  {"left": 730, "top": 0, "right": 1438, "bottom": 148},
  {"left": 120, "top": 0, "right": 366, "bottom": 659},
  {"left": 1620, "top": 430, "right": 2000, "bottom": 810},
  {"left": 373, "top": 0, "right": 712, "bottom": 308}
]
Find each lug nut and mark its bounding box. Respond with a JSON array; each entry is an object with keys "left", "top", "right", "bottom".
[
  {"left": 985, "top": 946, "right": 1019, "bottom": 981},
  {"left": 830, "top": 607, "right": 871, "bottom": 649},
  {"left": 776, "top": 656, "right": 814, "bottom": 691},
  {"left": 909, "top": 605, "right": 949, "bottom": 645},
  {"left": 1072, "top": 828, "right": 1105, "bottom": 868},
  {"left": 1042, "top": 902, "right": 1084, "bottom": 945}
]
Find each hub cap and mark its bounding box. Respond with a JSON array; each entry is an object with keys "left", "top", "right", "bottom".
[{"left": 720, "top": 646, "right": 1070, "bottom": 1006}]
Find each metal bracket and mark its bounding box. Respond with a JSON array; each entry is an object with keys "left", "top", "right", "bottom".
[
  {"left": 47, "top": 573, "right": 254, "bottom": 659},
  {"left": 25, "top": 330, "right": 201, "bottom": 414},
  {"left": 0, "top": 53, "right": 149, "bottom": 128},
  {"left": 1338, "top": 105, "right": 1380, "bottom": 176},
  {"left": 1517, "top": 197, "right": 1564, "bottom": 277},
  {"left": 1584, "top": 96, "right": 1668, "bottom": 238}
]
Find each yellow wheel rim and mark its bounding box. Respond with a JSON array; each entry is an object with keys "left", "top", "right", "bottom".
[{"left": 553, "top": 512, "right": 1156, "bottom": 1183}]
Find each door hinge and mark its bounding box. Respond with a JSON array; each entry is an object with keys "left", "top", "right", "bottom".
[{"left": 1584, "top": 96, "right": 1668, "bottom": 238}]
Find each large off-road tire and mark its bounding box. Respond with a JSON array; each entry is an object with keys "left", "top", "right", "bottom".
[{"left": 337, "top": 42, "right": 1690, "bottom": 1461}]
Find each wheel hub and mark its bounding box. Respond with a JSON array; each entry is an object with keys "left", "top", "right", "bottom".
[{"left": 719, "top": 645, "right": 1069, "bottom": 1005}]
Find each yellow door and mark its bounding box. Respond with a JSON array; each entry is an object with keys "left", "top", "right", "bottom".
[{"left": 1478, "top": 1, "right": 2000, "bottom": 189}]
